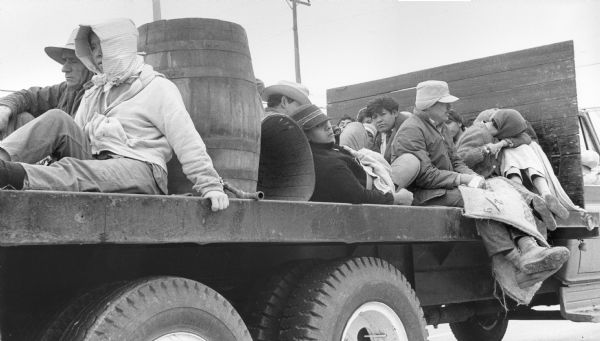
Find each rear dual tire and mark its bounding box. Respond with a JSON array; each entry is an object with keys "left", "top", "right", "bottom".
[{"left": 280, "top": 257, "right": 428, "bottom": 341}]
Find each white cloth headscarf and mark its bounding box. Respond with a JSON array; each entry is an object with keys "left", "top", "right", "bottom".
[{"left": 75, "top": 18, "right": 145, "bottom": 93}]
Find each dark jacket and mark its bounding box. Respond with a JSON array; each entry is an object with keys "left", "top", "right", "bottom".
[
  {"left": 0, "top": 81, "right": 92, "bottom": 119},
  {"left": 373, "top": 112, "right": 410, "bottom": 163},
  {"left": 391, "top": 112, "right": 476, "bottom": 204},
  {"left": 310, "top": 142, "right": 394, "bottom": 205},
  {"left": 457, "top": 122, "right": 532, "bottom": 178}
]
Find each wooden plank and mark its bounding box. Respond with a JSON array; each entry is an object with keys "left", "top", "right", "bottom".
[
  {"left": 0, "top": 191, "right": 590, "bottom": 246},
  {"left": 0, "top": 190, "right": 482, "bottom": 246},
  {"left": 328, "top": 41, "right": 574, "bottom": 104},
  {"left": 328, "top": 78, "right": 577, "bottom": 121},
  {"left": 462, "top": 99, "right": 579, "bottom": 126}
]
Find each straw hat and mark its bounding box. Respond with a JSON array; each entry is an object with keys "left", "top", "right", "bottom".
[
  {"left": 262, "top": 80, "right": 311, "bottom": 105},
  {"left": 44, "top": 28, "right": 78, "bottom": 64}
]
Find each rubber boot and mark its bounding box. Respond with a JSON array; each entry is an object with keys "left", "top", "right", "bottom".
[
  {"left": 543, "top": 194, "right": 569, "bottom": 220},
  {"left": 505, "top": 236, "right": 569, "bottom": 274},
  {"left": 0, "top": 160, "right": 26, "bottom": 190}
]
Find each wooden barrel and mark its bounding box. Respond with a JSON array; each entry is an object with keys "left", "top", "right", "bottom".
[{"left": 138, "top": 18, "right": 262, "bottom": 194}]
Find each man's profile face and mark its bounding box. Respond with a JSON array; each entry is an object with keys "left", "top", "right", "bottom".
[
  {"left": 281, "top": 96, "right": 301, "bottom": 115},
  {"left": 60, "top": 50, "right": 88, "bottom": 89},
  {"left": 373, "top": 109, "right": 397, "bottom": 133},
  {"left": 305, "top": 121, "right": 335, "bottom": 144},
  {"left": 427, "top": 102, "right": 451, "bottom": 124}
]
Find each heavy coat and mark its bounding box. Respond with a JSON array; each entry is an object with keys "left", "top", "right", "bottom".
[
  {"left": 0, "top": 80, "right": 92, "bottom": 119},
  {"left": 310, "top": 142, "right": 394, "bottom": 205},
  {"left": 391, "top": 112, "right": 475, "bottom": 204},
  {"left": 457, "top": 122, "right": 532, "bottom": 178}
]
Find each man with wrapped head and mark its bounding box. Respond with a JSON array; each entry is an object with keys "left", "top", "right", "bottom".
[{"left": 0, "top": 18, "right": 228, "bottom": 212}]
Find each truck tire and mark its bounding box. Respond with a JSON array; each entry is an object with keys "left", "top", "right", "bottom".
[
  {"left": 55, "top": 277, "right": 252, "bottom": 341},
  {"left": 449, "top": 313, "right": 509, "bottom": 341},
  {"left": 243, "top": 261, "right": 317, "bottom": 341},
  {"left": 279, "top": 257, "right": 428, "bottom": 341},
  {"left": 39, "top": 282, "right": 125, "bottom": 341}
]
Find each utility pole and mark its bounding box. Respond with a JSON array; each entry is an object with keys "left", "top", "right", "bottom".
[
  {"left": 152, "top": 0, "right": 162, "bottom": 21},
  {"left": 290, "top": 0, "right": 310, "bottom": 83}
]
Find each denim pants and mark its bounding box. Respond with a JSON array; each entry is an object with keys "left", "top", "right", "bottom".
[
  {"left": 0, "top": 109, "right": 163, "bottom": 194},
  {"left": 419, "top": 188, "right": 520, "bottom": 256}
]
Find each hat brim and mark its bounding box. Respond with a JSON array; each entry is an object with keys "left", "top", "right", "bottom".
[
  {"left": 438, "top": 94, "right": 459, "bottom": 103},
  {"left": 44, "top": 46, "right": 74, "bottom": 65},
  {"left": 261, "top": 84, "right": 311, "bottom": 105}
]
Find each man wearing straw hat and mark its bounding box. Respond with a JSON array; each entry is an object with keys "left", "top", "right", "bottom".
[
  {"left": 0, "top": 29, "right": 93, "bottom": 139},
  {"left": 261, "top": 80, "right": 311, "bottom": 116}
]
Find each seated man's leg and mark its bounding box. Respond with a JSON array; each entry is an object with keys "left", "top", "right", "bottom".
[
  {"left": 0, "top": 109, "right": 90, "bottom": 163},
  {"left": 21, "top": 157, "right": 162, "bottom": 194},
  {"left": 419, "top": 188, "right": 464, "bottom": 207},
  {"left": 391, "top": 153, "right": 420, "bottom": 188},
  {"left": 0, "top": 112, "right": 35, "bottom": 140}
]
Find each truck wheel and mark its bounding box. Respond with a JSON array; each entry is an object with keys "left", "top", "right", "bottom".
[
  {"left": 39, "top": 282, "right": 125, "bottom": 341},
  {"left": 449, "top": 313, "right": 509, "bottom": 341},
  {"left": 57, "top": 277, "right": 251, "bottom": 341},
  {"left": 280, "top": 257, "right": 428, "bottom": 341},
  {"left": 243, "top": 261, "right": 317, "bottom": 341}
]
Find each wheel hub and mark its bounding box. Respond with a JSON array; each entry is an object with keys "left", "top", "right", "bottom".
[
  {"left": 342, "top": 302, "right": 408, "bottom": 341},
  {"left": 154, "top": 332, "right": 207, "bottom": 341}
]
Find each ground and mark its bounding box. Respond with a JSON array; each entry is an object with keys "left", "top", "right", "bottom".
[{"left": 427, "top": 320, "right": 600, "bottom": 341}]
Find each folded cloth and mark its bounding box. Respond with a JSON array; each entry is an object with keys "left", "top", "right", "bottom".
[
  {"left": 460, "top": 178, "right": 551, "bottom": 305},
  {"left": 459, "top": 178, "right": 549, "bottom": 246},
  {"left": 342, "top": 146, "right": 394, "bottom": 194}
]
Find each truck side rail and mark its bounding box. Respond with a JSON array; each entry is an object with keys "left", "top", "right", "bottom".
[{"left": 0, "top": 190, "right": 594, "bottom": 246}]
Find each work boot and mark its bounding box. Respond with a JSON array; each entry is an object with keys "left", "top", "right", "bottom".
[
  {"left": 505, "top": 237, "right": 570, "bottom": 274},
  {"left": 516, "top": 267, "right": 562, "bottom": 289},
  {"left": 543, "top": 194, "right": 570, "bottom": 220},
  {"left": 0, "top": 160, "right": 26, "bottom": 190},
  {"left": 531, "top": 195, "right": 557, "bottom": 231}
]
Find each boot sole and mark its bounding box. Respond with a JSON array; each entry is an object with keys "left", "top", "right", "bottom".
[
  {"left": 517, "top": 267, "right": 562, "bottom": 288},
  {"left": 521, "top": 248, "right": 570, "bottom": 274}
]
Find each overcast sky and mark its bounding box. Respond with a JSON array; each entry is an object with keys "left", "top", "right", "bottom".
[{"left": 0, "top": 0, "right": 599, "bottom": 110}]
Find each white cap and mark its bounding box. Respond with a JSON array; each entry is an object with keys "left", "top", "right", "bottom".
[{"left": 415, "top": 80, "right": 459, "bottom": 110}]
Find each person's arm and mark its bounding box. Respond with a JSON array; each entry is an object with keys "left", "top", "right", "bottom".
[
  {"left": 323, "top": 161, "right": 394, "bottom": 205},
  {"left": 393, "top": 124, "right": 470, "bottom": 189},
  {"left": 503, "top": 132, "right": 532, "bottom": 148},
  {"left": 0, "top": 83, "right": 66, "bottom": 118},
  {"left": 154, "top": 80, "right": 228, "bottom": 211},
  {"left": 456, "top": 128, "right": 489, "bottom": 169}
]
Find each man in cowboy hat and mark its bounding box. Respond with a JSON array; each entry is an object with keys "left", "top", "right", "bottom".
[
  {"left": 391, "top": 80, "right": 569, "bottom": 289},
  {"left": 261, "top": 80, "right": 311, "bottom": 116},
  {"left": 0, "top": 28, "right": 93, "bottom": 139}
]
